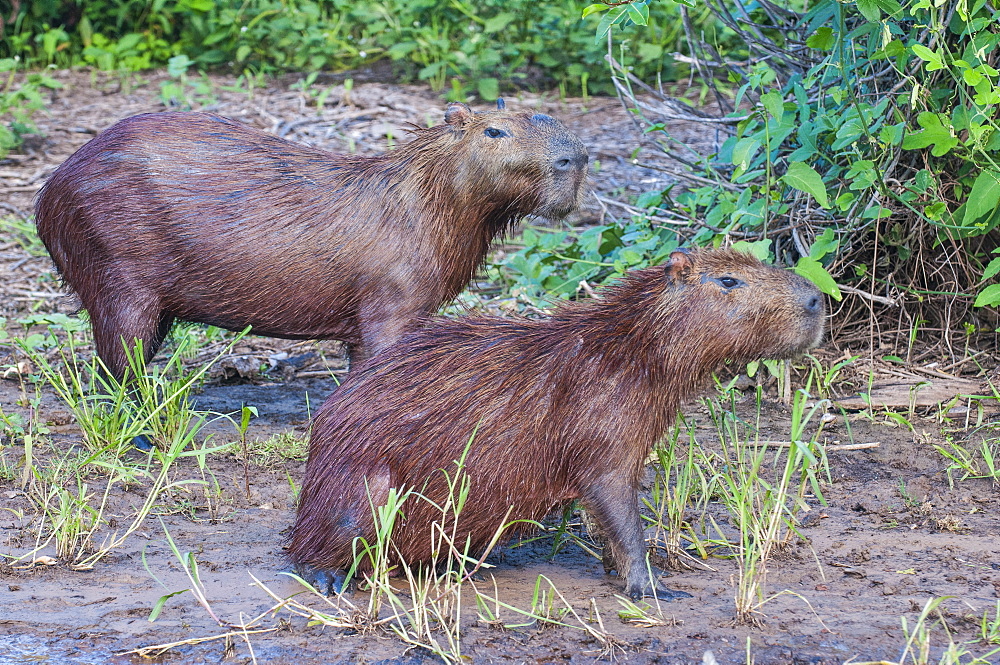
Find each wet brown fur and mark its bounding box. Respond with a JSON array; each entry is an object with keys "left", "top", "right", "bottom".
[
  {"left": 287, "top": 248, "right": 825, "bottom": 599},
  {"left": 33, "top": 105, "right": 588, "bottom": 378}
]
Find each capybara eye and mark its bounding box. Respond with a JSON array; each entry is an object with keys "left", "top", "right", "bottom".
[
  {"left": 484, "top": 127, "right": 506, "bottom": 138},
  {"left": 719, "top": 277, "right": 740, "bottom": 289}
]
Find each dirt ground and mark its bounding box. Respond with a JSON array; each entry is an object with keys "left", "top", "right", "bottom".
[{"left": 1, "top": 71, "right": 1000, "bottom": 665}]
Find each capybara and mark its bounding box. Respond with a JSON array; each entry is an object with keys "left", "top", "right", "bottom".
[
  {"left": 34, "top": 101, "right": 588, "bottom": 380},
  {"left": 287, "top": 247, "right": 825, "bottom": 600}
]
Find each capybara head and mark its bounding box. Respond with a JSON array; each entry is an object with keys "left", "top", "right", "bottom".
[
  {"left": 436, "top": 100, "right": 588, "bottom": 219},
  {"left": 655, "top": 248, "right": 825, "bottom": 364}
]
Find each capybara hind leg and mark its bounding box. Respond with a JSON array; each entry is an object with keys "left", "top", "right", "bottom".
[
  {"left": 290, "top": 563, "right": 354, "bottom": 596},
  {"left": 151, "top": 312, "right": 176, "bottom": 358},
  {"left": 581, "top": 474, "right": 691, "bottom": 601},
  {"left": 90, "top": 301, "right": 167, "bottom": 382}
]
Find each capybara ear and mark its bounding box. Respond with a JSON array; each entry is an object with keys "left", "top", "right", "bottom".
[
  {"left": 445, "top": 102, "right": 474, "bottom": 127},
  {"left": 496, "top": 98, "right": 506, "bottom": 111},
  {"left": 663, "top": 249, "right": 694, "bottom": 284}
]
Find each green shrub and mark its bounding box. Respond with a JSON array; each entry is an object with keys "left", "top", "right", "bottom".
[
  {"left": 499, "top": 0, "right": 1000, "bottom": 350},
  {"left": 2, "top": 0, "right": 731, "bottom": 97},
  {"left": 0, "top": 58, "right": 62, "bottom": 158}
]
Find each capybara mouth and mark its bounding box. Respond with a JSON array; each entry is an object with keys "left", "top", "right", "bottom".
[
  {"left": 536, "top": 183, "right": 587, "bottom": 219},
  {"left": 537, "top": 199, "right": 580, "bottom": 220}
]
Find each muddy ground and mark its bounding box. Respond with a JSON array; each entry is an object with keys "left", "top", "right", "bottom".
[{"left": 1, "top": 72, "right": 999, "bottom": 665}]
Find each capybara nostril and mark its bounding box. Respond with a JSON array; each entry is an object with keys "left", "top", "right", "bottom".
[
  {"left": 805, "top": 294, "right": 822, "bottom": 315},
  {"left": 553, "top": 151, "right": 588, "bottom": 172}
]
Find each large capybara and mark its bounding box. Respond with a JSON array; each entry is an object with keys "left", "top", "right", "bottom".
[
  {"left": 287, "top": 247, "right": 825, "bottom": 600},
  {"left": 34, "top": 101, "right": 588, "bottom": 380}
]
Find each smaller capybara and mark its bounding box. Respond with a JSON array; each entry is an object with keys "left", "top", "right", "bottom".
[
  {"left": 287, "top": 248, "right": 825, "bottom": 600},
  {"left": 33, "top": 101, "right": 588, "bottom": 381}
]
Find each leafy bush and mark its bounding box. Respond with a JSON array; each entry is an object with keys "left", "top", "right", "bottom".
[
  {"left": 498, "top": 215, "right": 682, "bottom": 303},
  {"left": 0, "top": 58, "right": 62, "bottom": 158},
  {"left": 2, "top": 0, "right": 731, "bottom": 97},
  {"left": 500, "top": 0, "right": 1000, "bottom": 352}
]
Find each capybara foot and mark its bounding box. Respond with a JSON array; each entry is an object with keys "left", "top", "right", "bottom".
[
  {"left": 646, "top": 583, "right": 693, "bottom": 602},
  {"left": 625, "top": 573, "right": 693, "bottom": 601},
  {"left": 133, "top": 433, "right": 155, "bottom": 451},
  {"left": 289, "top": 563, "right": 353, "bottom": 596},
  {"left": 433, "top": 560, "right": 484, "bottom": 582}
]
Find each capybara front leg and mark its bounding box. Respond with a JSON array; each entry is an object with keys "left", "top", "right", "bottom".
[
  {"left": 581, "top": 473, "right": 691, "bottom": 601},
  {"left": 355, "top": 293, "right": 424, "bottom": 366}
]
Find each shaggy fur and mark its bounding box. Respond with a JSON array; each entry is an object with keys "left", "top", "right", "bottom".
[
  {"left": 288, "top": 248, "right": 825, "bottom": 599},
  {"left": 34, "top": 103, "right": 588, "bottom": 377}
]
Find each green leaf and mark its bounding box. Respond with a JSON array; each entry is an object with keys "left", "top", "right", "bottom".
[
  {"left": 855, "top": 0, "right": 881, "bottom": 22},
  {"left": 581, "top": 4, "right": 609, "bottom": 18},
  {"left": 759, "top": 90, "right": 784, "bottom": 123},
  {"left": 878, "top": 122, "right": 905, "bottom": 145},
  {"left": 875, "top": 0, "right": 903, "bottom": 16},
  {"left": 974, "top": 283, "right": 1000, "bottom": 307},
  {"left": 202, "top": 30, "right": 230, "bottom": 46},
  {"left": 809, "top": 228, "right": 839, "bottom": 260},
  {"left": 620, "top": 249, "right": 643, "bottom": 264},
  {"left": 635, "top": 190, "right": 662, "bottom": 209},
  {"left": 477, "top": 78, "right": 499, "bottom": 101},
  {"left": 484, "top": 12, "right": 516, "bottom": 34},
  {"left": 148, "top": 589, "right": 189, "bottom": 622},
  {"left": 387, "top": 41, "right": 417, "bottom": 60},
  {"left": 626, "top": 3, "right": 649, "bottom": 26},
  {"left": 875, "top": 0, "right": 903, "bottom": 18},
  {"left": 806, "top": 27, "right": 835, "bottom": 51},
  {"left": 636, "top": 43, "right": 664, "bottom": 62},
  {"left": 911, "top": 43, "right": 945, "bottom": 71},
  {"left": 795, "top": 257, "right": 842, "bottom": 300},
  {"left": 883, "top": 40, "right": 907, "bottom": 58},
  {"left": 982, "top": 256, "right": 1000, "bottom": 282},
  {"left": 963, "top": 67, "right": 984, "bottom": 86},
  {"left": 731, "top": 239, "right": 772, "bottom": 262},
  {"left": 961, "top": 170, "right": 1000, "bottom": 228},
  {"left": 731, "top": 137, "right": 761, "bottom": 170},
  {"left": 593, "top": 7, "right": 627, "bottom": 43},
  {"left": 914, "top": 169, "right": 932, "bottom": 193},
  {"left": 781, "top": 161, "right": 830, "bottom": 208},
  {"left": 836, "top": 192, "right": 856, "bottom": 212},
  {"left": 166, "top": 54, "right": 192, "bottom": 77},
  {"left": 180, "top": 0, "right": 214, "bottom": 11},
  {"left": 901, "top": 112, "right": 959, "bottom": 157}
]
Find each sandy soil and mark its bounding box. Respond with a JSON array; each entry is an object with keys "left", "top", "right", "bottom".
[{"left": 1, "top": 72, "right": 999, "bottom": 665}]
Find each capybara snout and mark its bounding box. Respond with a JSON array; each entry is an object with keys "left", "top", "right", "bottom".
[
  {"left": 288, "top": 247, "right": 825, "bottom": 601},
  {"left": 34, "top": 101, "right": 589, "bottom": 381},
  {"left": 444, "top": 104, "right": 588, "bottom": 220}
]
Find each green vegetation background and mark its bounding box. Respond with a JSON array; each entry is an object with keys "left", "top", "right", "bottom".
[{"left": 4, "top": 0, "right": 1000, "bottom": 345}]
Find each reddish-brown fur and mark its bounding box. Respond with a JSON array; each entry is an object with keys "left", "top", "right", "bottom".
[
  {"left": 287, "top": 248, "right": 825, "bottom": 599},
  {"left": 34, "top": 104, "right": 587, "bottom": 378}
]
